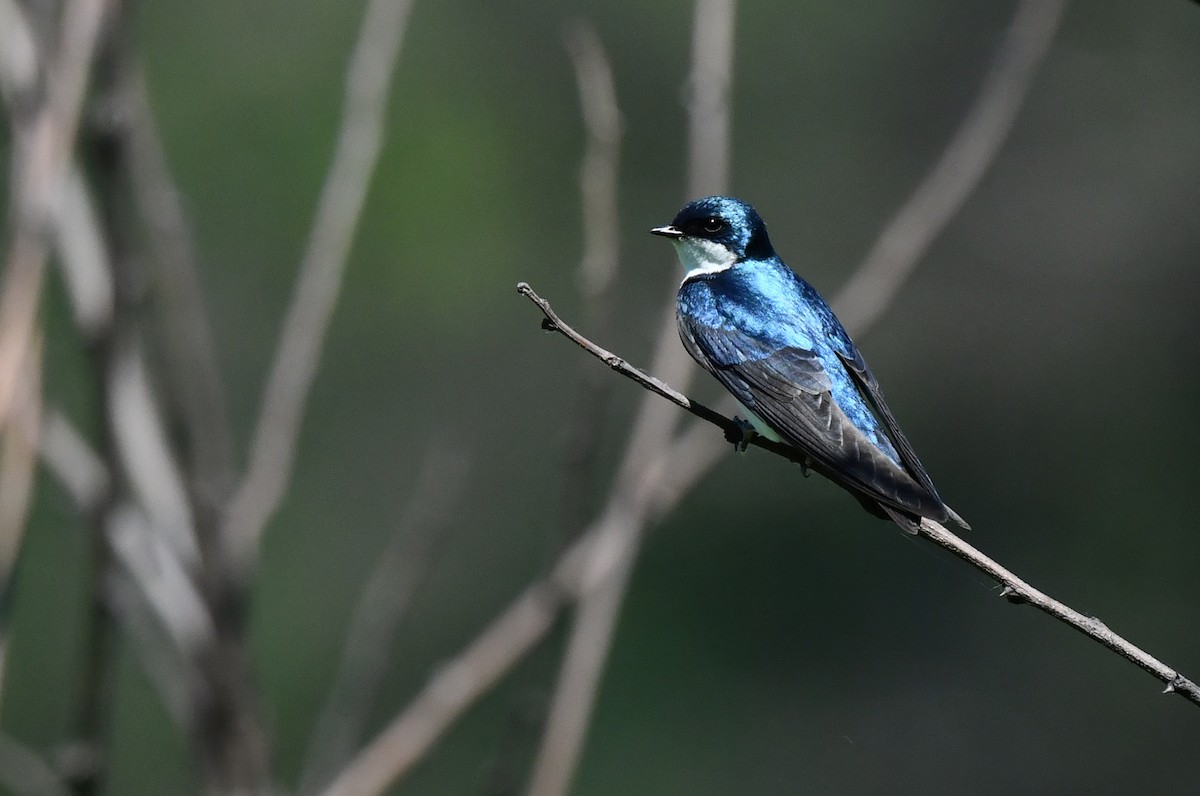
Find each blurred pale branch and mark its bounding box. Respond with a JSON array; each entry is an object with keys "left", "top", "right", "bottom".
[
  {"left": 566, "top": 20, "right": 622, "bottom": 307},
  {"left": 518, "top": 283, "right": 1200, "bottom": 707},
  {"left": 319, "top": 376, "right": 738, "bottom": 796},
  {"left": 320, "top": 3, "right": 740, "bottom": 793},
  {"left": 298, "top": 445, "right": 470, "bottom": 795},
  {"left": 555, "top": 19, "right": 624, "bottom": 539},
  {"left": 0, "top": 0, "right": 110, "bottom": 764},
  {"left": 834, "top": 0, "right": 1068, "bottom": 332},
  {"left": 0, "top": 732, "right": 69, "bottom": 796},
  {"left": 528, "top": 3, "right": 738, "bottom": 793},
  {"left": 3, "top": 0, "right": 419, "bottom": 791},
  {"left": 38, "top": 407, "right": 202, "bottom": 731},
  {"left": 222, "top": 0, "right": 416, "bottom": 577},
  {"left": 322, "top": 2, "right": 1099, "bottom": 792},
  {"left": 476, "top": 24, "right": 627, "bottom": 794},
  {"left": 0, "top": 0, "right": 108, "bottom": 430},
  {"left": 125, "top": 63, "right": 236, "bottom": 530},
  {"left": 0, "top": 331, "right": 41, "bottom": 710}
]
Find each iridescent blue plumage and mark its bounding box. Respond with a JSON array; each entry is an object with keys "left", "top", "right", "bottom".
[{"left": 652, "top": 196, "right": 967, "bottom": 531}]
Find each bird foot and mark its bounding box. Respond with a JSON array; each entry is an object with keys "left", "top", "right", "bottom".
[{"left": 725, "top": 416, "right": 758, "bottom": 452}]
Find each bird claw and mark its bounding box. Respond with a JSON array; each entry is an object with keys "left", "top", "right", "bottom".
[
  {"left": 726, "top": 416, "right": 758, "bottom": 452},
  {"left": 998, "top": 584, "right": 1027, "bottom": 604}
]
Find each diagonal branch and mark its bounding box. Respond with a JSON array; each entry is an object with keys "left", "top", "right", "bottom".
[
  {"left": 519, "top": 283, "right": 1200, "bottom": 708},
  {"left": 317, "top": 431, "right": 698, "bottom": 796},
  {"left": 325, "top": 2, "right": 1075, "bottom": 792},
  {"left": 125, "top": 64, "right": 236, "bottom": 527},
  {"left": 833, "top": 0, "right": 1067, "bottom": 332},
  {"left": 554, "top": 19, "right": 624, "bottom": 539},
  {"left": 297, "top": 445, "right": 469, "bottom": 795},
  {"left": 518, "top": 282, "right": 804, "bottom": 468},
  {"left": 0, "top": 732, "right": 70, "bottom": 796},
  {"left": 222, "top": 0, "right": 416, "bottom": 575},
  {"left": 527, "top": 5, "right": 739, "bottom": 792},
  {"left": 0, "top": 0, "right": 109, "bottom": 429}
]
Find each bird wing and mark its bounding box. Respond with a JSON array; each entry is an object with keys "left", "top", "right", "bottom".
[
  {"left": 678, "top": 314, "right": 950, "bottom": 521},
  {"left": 835, "top": 347, "right": 970, "bottom": 529}
]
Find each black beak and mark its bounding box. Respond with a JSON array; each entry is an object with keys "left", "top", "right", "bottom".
[{"left": 650, "top": 225, "right": 684, "bottom": 238}]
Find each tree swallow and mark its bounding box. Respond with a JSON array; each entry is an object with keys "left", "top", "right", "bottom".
[{"left": 652, "top": 196, "right": 968, "bottom": 532}]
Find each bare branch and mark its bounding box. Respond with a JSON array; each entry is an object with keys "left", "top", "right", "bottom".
[
  {"left": 125, "top": 65, "right": 235, "bottom": 516},
  {"left": 37, "top": 411, "right": 200, "bottom": 731},
  {"left": 527, "top": 5, "right": 738, "bottom": 794},
  {"left": 54, "top": 167, "right": 116, "bottom": 337},
  {"left": 0, "top": 334, "right": 41, "bottom": 574},
  {"left": 298, "top": 445, "right": 469, "bottom": 795},
  {"left": 318, "top": 582, "right": 567, "bottom": 796},
  {"left": 0, "top": 0, "right": 109, "bottom": 729},
  {"left": 833, "top": 0, "right": 1067, "bottom": 331},
  {"left": 318, "top": 409, "right": 727, "bottom": 796},
  {"left": 310, "top": 1, "right": 1080, "bottom": 791},
  {"left": 0, "top": 0, "right": 109, "bottom": 429},
  {"left": 223, "top": 0, "right": 416, "bottom": 574},
  {"left": 565, "top": 20, "right": 622, "bottom": 305},
  {"left": 0, "top": 733, "right": 69, "bottom": 796},
  {"left": 518, "top": 287, "right": 1200, "bottom": 708},
  {"left": 475, "top": 29, "right": 626, "bottom": 795},
  {"left": 553, "top": 20, "right": 625, "bottom": 539},
  {"left": 684, "top": 0, "right": 736, "bottom": 199},
  {"left": 916, "top": 520, "right": 1200, "bottom": 704},
  {"left": 38, "top": 408, "right": 110, "bottom": 510},
  {"left": 661, "top": 0, "right": 1070, "bottom": 543},
  {"left": 107, "top": 338, "right": 199, "bottom": 568},
  {"left": 519, "top": 282, "right": 804, "bottom": 468},
  {"left": 0, "top": 331, "right": 42, "bottom": 712}
]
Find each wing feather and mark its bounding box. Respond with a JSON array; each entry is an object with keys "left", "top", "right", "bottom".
[{"left": 678, "top": 313, "right": 951, "bottom": 523}]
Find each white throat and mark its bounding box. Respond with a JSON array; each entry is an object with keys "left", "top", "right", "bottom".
[{"left": 673, "top": 237, "right": 737, "bottom": 281}]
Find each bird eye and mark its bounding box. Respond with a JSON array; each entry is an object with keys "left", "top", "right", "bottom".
[{"left": 702, "top": 217, "right": 724, "bottom": 234}]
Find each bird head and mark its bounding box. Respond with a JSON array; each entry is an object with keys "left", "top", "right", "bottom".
[{"left": 651, "top": 196, "right": 775, "bottom": 278}]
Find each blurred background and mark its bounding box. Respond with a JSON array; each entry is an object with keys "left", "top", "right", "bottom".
[{"left": 3, "top": 0, "right": 1200, "bottom": 794}]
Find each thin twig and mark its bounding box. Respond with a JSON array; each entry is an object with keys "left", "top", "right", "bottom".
[
  {"left": 520, "top": 285, "right": 1200, "bottom": 708},
  {"left": 519, "top": 282, "right": 803, "bottom": 467},
  {"left": 298, "top": 445, "right": 469, "bottom": 795},
  {"left": 318, "top": 582, "right": 568, "bottom": 796},
  {"left": 125, "top": 64, "right": 236, "bottom": 529},
  {"left": 833, "top": 0, "right": 1067, "bottom": 332},
  {"left": 0, "top": 0, "right": 109, "bottom": 751},
  {"left": 222, "top": 0, "right": 416, "bottom": 575},
  {"left": 0, "top": 331, "right": 42, "bottom": 713},
  {"left": 0, "top": 0, "right": 108, "bottom": 429},
  {"left": 672, "top": 0, "right": 1069, "bottom": 460},
  {"left": 37, "top": 410, "right": 200, "bottom": 732},
  {"left": 480, "top": 28, "right": 625, "bottom": 794},
  {"left": 566, "top": 20, "right": 622, "bottom": 307},
  {"left": 318, "top": 440, "right": 687, "bottom": 796},
  {"left": 527, "top": 5, "right": 738, "bottom": 794},
  {"left": 106, "top": 338, "right": 199, "bottom": 568},
  {"left": 684, "top": 0, "right": 736, "bottom": 199},
  {"left": 324, "top": 2, "right": 1073, "bottom": 791},
  {"left": 555, "top": 19, "right": 624, "bottom": 538}
]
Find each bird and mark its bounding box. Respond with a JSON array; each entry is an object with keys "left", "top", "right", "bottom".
[{"left": 651, "top": 196, "right": 968, "bottom": 533}]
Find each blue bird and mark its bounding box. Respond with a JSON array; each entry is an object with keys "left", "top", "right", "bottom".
[{"left": 652, "top": 196, "right": 968, "bottom": 532}]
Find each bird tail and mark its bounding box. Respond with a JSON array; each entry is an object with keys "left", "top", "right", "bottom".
[
  {"left": 943, "top": 505, "right": 971, "bottom": 531},
  {"left": 878, "top": 501, "right": 971, "bottom": 534}
]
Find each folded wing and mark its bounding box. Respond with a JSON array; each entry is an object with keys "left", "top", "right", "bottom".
[{"left": 678, "top": 313, "right": 954, "bottom": 525}]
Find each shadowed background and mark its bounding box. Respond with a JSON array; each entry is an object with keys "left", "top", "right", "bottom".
[{"left": 4, "top": 0, "right": 1200, "bottom": 793}]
